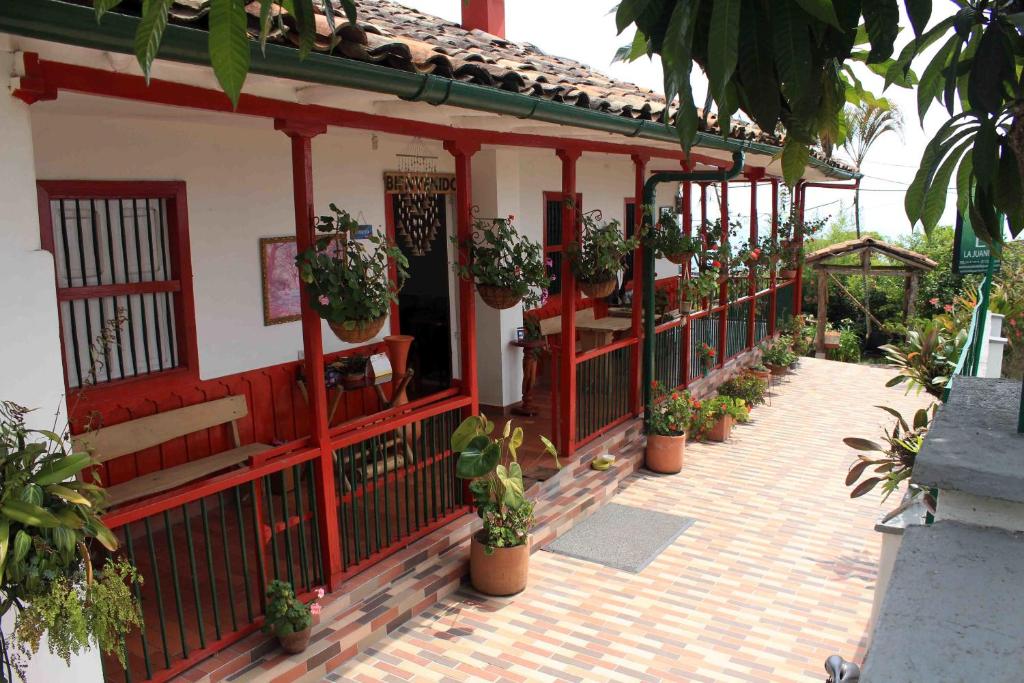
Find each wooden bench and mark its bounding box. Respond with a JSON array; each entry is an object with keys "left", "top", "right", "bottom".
[{"left": 73, "top": 395, "right": 271, "bottom": 507}]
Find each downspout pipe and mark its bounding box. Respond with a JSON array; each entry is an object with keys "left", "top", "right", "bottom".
[
  {"left": 0, "top": 0, "right": 861, "bottom": 180},
  {"left": 642, "top": 150, "right": 745, "bottom": 428}
]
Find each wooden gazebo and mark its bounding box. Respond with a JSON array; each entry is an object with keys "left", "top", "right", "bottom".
[{"left": 805, "top": 236, "right": 937, "bottom": 354}]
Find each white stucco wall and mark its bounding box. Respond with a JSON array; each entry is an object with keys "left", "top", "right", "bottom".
[
  {"left": 29, "top": 102, "right": 458, "bottom": 382},
  {"left": 1, "top": 46, "right": 105, "bottom": 683}
]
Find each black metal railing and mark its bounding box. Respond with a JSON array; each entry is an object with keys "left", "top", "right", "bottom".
[
  {"left": 653, "top": 324, "right": 683, "bottom": 390},
  {"left": 754, "top": 295, "right": 771, "bottom": 343},
  {"left": 776, "top": 281, "right": 795, "bottom": 330},
  {"left": 689, "top": 312, "right": 719, "bottom": 381},
  {"left": 576, "top": 344, "right": 632, "bottom": 442},
  {"left": 725, "top": 302, "right": 750, "bottom": 358}
]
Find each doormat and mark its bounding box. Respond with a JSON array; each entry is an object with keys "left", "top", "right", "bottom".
[{"left": 543, "top": 502, "right": 695, "bottom": 573}]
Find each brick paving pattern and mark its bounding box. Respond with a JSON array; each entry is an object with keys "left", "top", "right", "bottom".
[{"left": 326, "top": 358, "right": 933, "bottom": 682}]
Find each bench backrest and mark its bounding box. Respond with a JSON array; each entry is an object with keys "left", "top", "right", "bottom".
[{"left": 72, "top": 395, "right": 249, "bottom": 464}]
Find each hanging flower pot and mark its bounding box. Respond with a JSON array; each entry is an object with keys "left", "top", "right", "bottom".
[
  {"left": 680, "top": 300, "right": 694, "bottom": 314},
  {"left": 296, "top": 204, "right": 408, "bottom": 345},
  {"left": 666, "top": 251, "right": 694, "bottom": 265},
  {"left": 779, "top": 268, "right": 798, "bottom": 280},
  {"left": 454, "top": 217, "right": 550, "bottom": 311},
  {"left": 328, "top": 317, "right": 386, "bottom": 344},
  {"left": 579, "top": 278, "right": 617, "bottom": 298},
  {"left": 476, "top": 284, "right": 523, "bottom": 310}
]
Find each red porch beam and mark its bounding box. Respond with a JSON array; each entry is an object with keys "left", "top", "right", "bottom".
[
  {"left": 717, "top": 180, "right": 729, "bottom": 368},
  {"left": 16, "top": 55, "right": 742, "bottom": 170},
  {"left": 629, "top": 154, "right": 647, "bottom": 414},
  {"left": 443, "top": 140, "right": 482, "bottom": 416},
  {"left": 275, "top": 118, "right": 343, "bottom": 588},
  {"left": 768, "top": 178, "right": 779, "bottom": 337},
  {"left": 557, "top": 148, "right": 581, "bottom": 456}
]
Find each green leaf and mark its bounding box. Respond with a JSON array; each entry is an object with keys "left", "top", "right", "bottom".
[
  {"left": 11, "top": 530, "right": 31, "bottom": 564},
  {"left": 955, "top": 146, "right": 973, "bottom": 216},
  {"left": 209, "top": 0, "right": 251, "bottom": 108},
  {"left": 850, "top": 477, "right": 882, "bottom": 498},
  {"left": 781, "top": 139, "right": 809, "bottom": 188},
  {"left": 0, "top": 519, "right": 8, "bottom": 585},
  {"left": 916, "top": 33, "right": 960, "bottom": 124},
  {"left": 912, "top": 408, "right": 930, "bottom": 431},
  {"left": 994, "top": 141, "right": 1023, "bottom": 219},
  {"left": 862, "top": 0, "right": 899, "bottom": 63},
  {"left": 706, "top": 0, "right": 741, "bottom": 101},
  {"left": 450, "top": 416, "right": 483, "bottom": 453},
  {"left": 737, "top": 1, "right": 780, "bottom": 132},
  {"left": 903, "top": 0, "right": 931, "bottom": 38},
  {"left": 258, "top": 0, "right": 275, "bottom": 54},
  {"left": 615, "top": 0, "right": 656, "bottom": 34},
  {"left": 875, "top": 405, "right": 909, "bottom": 432},
  {"left": 922, "top": 138, "right": 972, "bottom": 234},
  {"left": 972, "top": 116, "right": 998, "bottom": 190},
  {"left": 90, "top": 519, "right": 119, "bottom": 551},
  {"left": 508, "top": 426, "right": 524, "bottom": 459},
  {"left": 46, "top": 484, "right": 92, "bottom": 507},
  {"left": 792, "top": 0, "right": 840, "bottom": 28},
  {"left": 1, "top": 500, "right": 61, "bottom": 528},
  {"left": 455, "top": 436, "right": 500, "bottom": 479},
  {"left": 968, "top": 23, "right": 1012, "bottom": 116},
  {"left": 843, "top": 437, "right": 885, "bottom": 452},
  {"left": 94, "top": 0, "right": 123, "bottom": 22},
  {"left": 539, "top": 435, "right": 560, "bottom": 469},
  {"left": 134, "top": 0, "right": 175, "bottom": 81},
  {"left": 34, "top": 453, "right": 92, "bottom": 485},
  {"left": 495, "top": 463, "right": 526, "bottom": 510},
  {"left": 337, "top": 0, "right": 358, "bottom": 23},
  {"left": 291, "top": 0, "right": 317, "bottom": 59}
]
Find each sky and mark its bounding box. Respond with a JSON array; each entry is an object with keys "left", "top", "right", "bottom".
[{"left": 406, "top": 0, "right": 960, "bottom": 241}]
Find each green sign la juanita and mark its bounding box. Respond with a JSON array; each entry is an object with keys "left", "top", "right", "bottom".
[{"left": 953, "top": 213, "right": 1001, "bottom": 275}]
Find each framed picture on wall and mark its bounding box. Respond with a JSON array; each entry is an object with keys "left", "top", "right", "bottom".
[{"left": 260, "top": 236, "right": 302, "bottom": 325}]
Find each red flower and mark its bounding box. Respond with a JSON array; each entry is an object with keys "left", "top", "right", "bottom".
[
  {"left": 672, "top": 392, "right": 679, "bottom": 400},
  {"left": 712, "top": 260, "right": 722, "bottom": 268}
]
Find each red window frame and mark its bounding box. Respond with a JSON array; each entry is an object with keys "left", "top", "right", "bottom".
[{"left": 37, "top": 180, "right": 199, "bottom": 398}]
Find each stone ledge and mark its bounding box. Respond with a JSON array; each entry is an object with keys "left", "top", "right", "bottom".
[
  {"left": 861, "top": 520, "right": 1024, "bottom": 682},
  {"left": 913, "top": 377, "right": 1024, "bottom": 504}
]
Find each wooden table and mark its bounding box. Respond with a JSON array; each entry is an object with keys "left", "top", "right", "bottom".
[{"left": 576, "top": 316, "right": 632, "bottom": 351}]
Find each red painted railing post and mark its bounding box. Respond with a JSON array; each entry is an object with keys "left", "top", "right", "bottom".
[
  {"left": 556, "top": 148, "right": 581, "bottom": 456},
  {"left": 679, "top": 161, "right": 692, "bottom": 387},
  {"left": 717, "top": 180, "right": 729, "bottom": 368},
  {"left": 444, "top": 140, "right": 482, "bottom": 416},
  {"left": 629, "top": 153, "right": 647, "bottom": 414},
  {"left": 769, "top": 178, "right": 779, "bottom": 337},
  {"left": 746, "top": 170, "right": 762, "bottom": 350},
  {"left": 275, "top": 119, "right": 342, "bottom": 588}
]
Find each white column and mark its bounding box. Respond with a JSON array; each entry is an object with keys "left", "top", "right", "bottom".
[
  {"left": 1, "top": 47, "right": 104, "bottom": 681},
  {"left": 470, "top": 148, "right": 524, "bottom": 408}
]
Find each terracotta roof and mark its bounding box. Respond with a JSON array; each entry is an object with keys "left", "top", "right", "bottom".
[
  {"left": 805, "top": 236, "right": 937, "bottom": 270},
  {"left": 79, "top": 0, "right": 851, "bottom": 170}
]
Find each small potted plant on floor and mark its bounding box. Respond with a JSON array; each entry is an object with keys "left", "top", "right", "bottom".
[
  {"left": 264, "top": 580, "right": 324, "bottom": 654},
  {"left": 453, "top": 216, "right": 550, "bottom": 310},
  {"left": 647, "top": 212, "right": 703, "bottom": 265},
  {"left": 747, "top": 363, "right": 772, "bottom": 383},
  {"left": 452, "top": 415, "right": 559, "bottom": 596},
  {"left": 760, "top": 337, "right": 797, "bottom": 375},
  {"left": 568, "top": 209, "right": 641, "bottom": 298},
  {"left": 717, "top": 372, "right": 768, "bottom": 410},
  {"left": 296, "top": 204, "right": 409, "bottom": 343},
  {"left": 646, "top": 382, "right": 698, "bottom": 474},
  {"left": 698, "top": 395, "right": 749, "bottom": 442}
]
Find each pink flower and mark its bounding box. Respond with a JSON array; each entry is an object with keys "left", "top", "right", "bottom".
[
  {"left": 316, "top": 587, "right": 325, "bottom": 599},
  {"left": 318, "top": 294, "right": 330, "bottom": 306},
  {"left": 944, "top": 304, "right": 953, "bottom": 312},
  {"left": 310, "top": 603, "right": 322, "bottom": 616},
  {"left": 508, "top": 214, "right": 515, "bottom": 221},
  {"left": 545, "top": 258, "right": 554, "bottom": 268},
  {"left": 929, "top": 297, "right": 939, "bottom": 306}
]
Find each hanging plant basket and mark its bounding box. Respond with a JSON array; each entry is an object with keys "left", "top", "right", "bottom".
[
  {"left": 779, "top": 269, "right": 798, "bottom": 280},
  {"left": 680, "top": 300, "right": 694, "bottom": 314},
  {"left": 477, "top": 284, "right": 523, "bottom": 310},
  {"left": 666, "top": 251, "right": 694, "bottom": 266},
  {"left": 579, "top": 278, "right": 617, "bottom": 298},
  {"left": 329, "top": 316, "right": 386, "bottom": 344}
]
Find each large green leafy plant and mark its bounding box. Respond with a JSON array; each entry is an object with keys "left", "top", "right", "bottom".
[
  {"left": 568, "top": 210, "right": 641, "bottom": 285},
  {"left": 0, "top": 401, "right": 141, "bottom": 681},
  {"left": 296, "top": 204, "right": 409, "bottom": 328},
  {"left": 451, "top": 416, "right": 558, "bottom": 551},
  {"left": 453, "top": 218, "right": 551, "bottom": 309},
  {"left": 880, "top": 317, "right": 968, "bottom": 397}
]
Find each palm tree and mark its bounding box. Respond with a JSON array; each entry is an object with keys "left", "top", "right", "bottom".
[{"left": 843, "top": 103, "right": 904, "bottom": 237}]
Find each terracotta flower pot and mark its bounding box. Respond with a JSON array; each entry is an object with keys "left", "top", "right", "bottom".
[
  {"left": 749, "top": 368, "right": 771, "bottom": 382},
  {"left": 329, "top": 316, "right": 386, "bottom": 343},
  {"left": 477, "top": 284, "right": 523, "bottom": 310},
  {"left": 706, "top": 415, "right": 734, "bottom": 442},
  {"left": 470, "top": 532, "right": 530, "bottom": 596},
  {"left": 779, "top": 269, "right": 797, "bottom": 280},
  {"left": 667, "top": 251, "right": 694, "bottom": 265},
  {"left": 578, "top": 278, "right": 617, "bottom": 298},
  {"left": 824, "top": 330, "right": 841, "bottom": 350},
  {"left": 278, "top": 626, "right": 311, "bottom": 654},
  {"left": 646, "top": 433, "right": 686, "bottom": 474},
  {"left": 767, "top": 363, "right": 788, "bottom": 376},
  {"left": 680, "top": 300, "right": 694, "bottom": 314}
]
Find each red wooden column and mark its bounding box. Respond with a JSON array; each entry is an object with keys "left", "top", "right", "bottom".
[
  {"left": 629, "top": 153, "right": 647, "bottom": 414},
  {"left": 275, "top": 119, "right": 342, "bottom": 587},
  {"left": 557, "top": 148, "right": 581, "bottom": 456},
  {"left": 679, "top": 162, "right": 692, "bottom": 387},
  {"left": 768, "top": 178, "right": 780, "bottom": 337},
  {"left": 444, "top": 140, "right": 482, "bottom": 415},
  {"left": 793, "top": 180, "right": 806, "bottom": 316},
  {"left": 746, "top": 170, "right": 763, "bottom": 350},
  {"left": 717, "top": 180, "right": 729, "bottom": 368}
]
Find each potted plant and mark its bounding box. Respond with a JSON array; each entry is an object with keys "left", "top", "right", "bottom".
[
  {"left": 747, "top": 363, "right": 772, "bottom": 382},
  {"left": 0, "top": 401, "right": 142, "bottom": 678},
  {"left": 452, "top": 415, "right": 559, "bottom": 596},
  {"left": 646, "top": 382, "right": 697, "bottom": 474},
  {"left": 263, "top": 580, "right": 324, "bottom": 654},
  {"left": 647, "top": 212, "right": 703, "bottom": 265},
  {"left": 296, "top": 204, "right": 409, "bottom": 343},
  {"left": 699, "top": 395, "right": 749, "bottom": 442},
  {"left": 680, "top": 271, "right": 719, "bottom": 312},
  {"left": 453, "top": 216, "right": 550, "bottom": 310},
  {"left": 697, "top": 341, "right": 716, "bottom": 375},
  {"left": 329, "top": 354, "right": 368, "bottom": 390},
  {"left": 760, "top": 337, "right": 797, "bottom": 375},
  {"left": 568, "top": 210, "right": 641, "bottom": 298},
  {"left": 717, "top": 372, "right": 768, "bottom": 409}
]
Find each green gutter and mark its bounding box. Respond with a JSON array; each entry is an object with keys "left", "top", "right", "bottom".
[
  {"left": 0, "top": 0, "right": 857, "bottom": 180},
  {"left": 641, "top": 151, "right": 746, "bottom": 428}
]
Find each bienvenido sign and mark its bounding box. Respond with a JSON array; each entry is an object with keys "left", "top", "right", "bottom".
[
  {"left": 383, "top": 172, "right": 457, "bottom": 195},
  {"left": 953, "top": 213, "right": 1001, "bottom": 275}
]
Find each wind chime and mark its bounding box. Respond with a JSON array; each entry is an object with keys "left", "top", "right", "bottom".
[{"left": 395, "top": 141, "right": 440, "bottom": 256}]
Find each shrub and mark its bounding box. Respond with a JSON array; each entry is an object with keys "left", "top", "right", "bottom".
[{"left": 717, "top": 373, "right": 768, "bottom": 408}]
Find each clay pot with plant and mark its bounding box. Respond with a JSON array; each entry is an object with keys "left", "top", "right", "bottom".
[
  {"left": 697, "top": 396, "right": 749, "bottom": 443},
  {"left": 263, "top": 580, "right": 324, "bottom": 654},
  {"left": 453, "top": 216, "right": 551, "bottom": 310},
  {"left": 452, "top": 415, "right": 559, "bottom": 596},
  {"left": 296, "top": 204, "right": 408, "bottom": 343},
  {"left": 646, "top": 382, "right": 698, "bottom": 474},
  {"left": 646, "top": 211, "right": 703, "bottom": 265},
  {"left": 568, "top": 208, "right": 641, "bottom": 298},
  {"left": 760, "top": 337, "right": 797, "bottom": 375}
]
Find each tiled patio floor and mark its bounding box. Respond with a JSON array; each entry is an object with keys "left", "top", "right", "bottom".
[{"left": 325, "top": 358, "right": 934, "bottom": 682}]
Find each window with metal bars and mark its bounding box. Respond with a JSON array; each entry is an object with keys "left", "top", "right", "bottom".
[
  {"left": 623, "top": 201, "right": 637, "bottom": 287},
  {"left": 38, "top": 181, "right": 197, "bottom": 390},
  {"left": 541, "top": 192, "right": 581, "bottom": 299}
]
